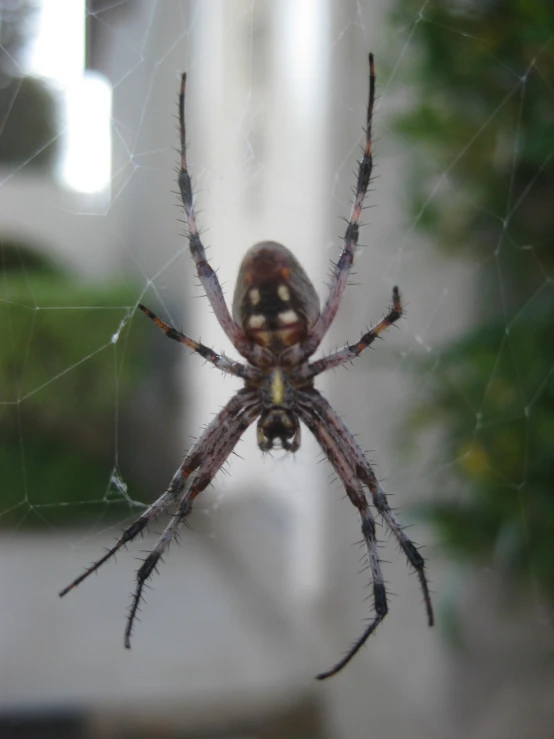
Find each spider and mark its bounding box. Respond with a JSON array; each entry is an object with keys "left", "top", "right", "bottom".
[{"left": 60, "top": 54, "right": 434, "bottom": 680}]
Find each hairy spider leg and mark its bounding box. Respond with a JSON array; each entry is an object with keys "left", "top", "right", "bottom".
[
  {"left": 138, "top": 304, "right": 261, "bottom": 381},
  {"left": 299, "top": 388, "right": 434, "bottom": 628},
  {"left": 58, "top": 490, "right": 175, "bottom": 597},
  {"left": 297, "top": 404, "right": 387, "bottom": 679},
  {"left": 125, "top": 398, "right": 260, "bottom": 647},
  {"left": 286, "top": 53, "right": 376, "bottom": 366},
  {"left": 177, "top": 74, "right": 269, "bottom": 367},
  {"left": 59, "top": 390, "right": 256, "bottom": 598},
  {"left": 293, "top": 286, "right": 403, "bottom": 381}
]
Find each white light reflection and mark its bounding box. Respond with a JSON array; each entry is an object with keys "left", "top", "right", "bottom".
[
  {"left": 28, "top": 0, "right": 85, "bottom": 85},
  {"left": 285, "top": 0, "right": 321, "bottom": 93},
  {"left": 27, "top": 0, "right": 112, "bottom": 193},
  {"left": 62, "top": 73, "right": 112, "bottom": 194}
]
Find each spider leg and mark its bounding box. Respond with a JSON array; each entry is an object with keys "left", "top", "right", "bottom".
[
  {"left": 178, "top": 75, "right": 268, "bottom": 366},
  {"left": 125, "top": 397, "right": 260, "bottom": 647},
  {"left": 59, "top": 490, "right": 175, "bottom": 597},
  {"left": 293, "top": 287, "right": 403, "bottom": 381},
  {"left": 299, "top": 389, "right": 434, "bottom": 628},
  {"left": 138, "top": 304, "right": 261, "bottom": 381},
  {"left": 297, "top": 54, "right": 376, "bottom": 362},
  {"left": 297, "top": 403, "right": 387, "bottom": 679},
  {"left": 59, "top": 390, "right": 257, "bottom": 597},
  {"left": 124, "top": 482, "right": 194, "bottom": 648}
]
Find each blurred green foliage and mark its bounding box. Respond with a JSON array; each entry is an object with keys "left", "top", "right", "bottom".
[
  {"left": 0, "top": 246, "right": 148, "bottom": 527},
  {"left": 392, "top": 2, "right": 554, "bottom": 597}
]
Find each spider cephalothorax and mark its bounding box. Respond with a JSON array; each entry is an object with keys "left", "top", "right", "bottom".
[{"left": 60, "top": 55, "right": 434, "bottom": 680}]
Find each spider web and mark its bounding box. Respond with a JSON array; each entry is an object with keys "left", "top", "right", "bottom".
[{"left": 0, "top": 1, "right": 553, "bottom": 736}]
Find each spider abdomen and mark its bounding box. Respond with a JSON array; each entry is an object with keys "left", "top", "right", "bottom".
[{"left": 232, "top": 241, "right": 320, "bottom": 354}]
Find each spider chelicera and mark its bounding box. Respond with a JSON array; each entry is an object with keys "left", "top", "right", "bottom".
[{"left": 60, "top": 54, "right": 434, "bottom": 680}]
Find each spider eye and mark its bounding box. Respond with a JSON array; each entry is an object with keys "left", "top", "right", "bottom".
[{"left": 232, "top": 241, "right": 320, "bottom": 354}]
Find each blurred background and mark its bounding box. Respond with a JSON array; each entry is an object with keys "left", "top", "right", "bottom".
[{"left": 0, "top": 1, "right": 553, "bottom": 737}]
